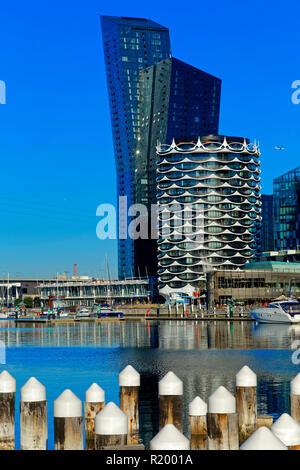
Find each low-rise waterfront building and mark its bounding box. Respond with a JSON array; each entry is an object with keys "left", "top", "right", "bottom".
[
  {"left": 38, "top": 277, "right": 151, "bottom": 307},
  {"left": 256, "top": 249, "right": 300, "bottom": 263},
  {"left": 209, "top": 263, "right": 300, "bottom": 306}
]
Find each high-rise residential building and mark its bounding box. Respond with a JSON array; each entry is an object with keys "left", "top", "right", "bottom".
[
  {"left": 259, "top": 194, "right": 274, "bottom": 252},
  {"left": 134, "top": 58, "right": 221, "bottom": 277},
  {"left": 273, "top": 166, "right": 300, "bottom": 251},
  {"left": 156, "top": 135, "right": 261, "bottom": 298},
  {"left": 100, "top": 16, "right": 171, "bottom": 279}
]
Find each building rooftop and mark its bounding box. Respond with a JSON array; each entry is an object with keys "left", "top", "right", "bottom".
[
  {"left": 100, "top": 15, "right": 169, "bottom": 31},
  {"left": 245, "top": 261, "right": 300, "bottom": 273}
]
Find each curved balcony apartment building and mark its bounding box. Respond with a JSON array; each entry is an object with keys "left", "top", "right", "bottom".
[{"left": 156, "top": 135, "right": 262, "bottom": 297}]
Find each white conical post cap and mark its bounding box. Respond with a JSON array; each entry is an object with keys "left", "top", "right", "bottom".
[
  {"left": 291, "top": 373, "right": 300, "bottom": 395},
  {"left": 236, "top": 365, "right": 257, "bottom": 387},
  {"left": 189, "top": 396, "right": 207, "bottom": 416},
  {"left": 0, "top": 370, "right": 16, "bottom": 393},
  {"left": 54, "top": 389, "right": 82, "bottom": 417},
  {"left": 85, "top": 383, "right": 105, "bottom": 403},
  {"left": 208, "top": 386, "right": 236, "bottom": 414},
  {"left": 159, "top": 371, "right": 183, "bottom": 396},
  {"left": 271, "top": 413, "right": 300, "bottom": 446},
  {"left": 240, "top": 426, "right": 287, "bottom": 450},
  {"left": 119, "top": 365, "right": 140, "bottom": 387},
  {"left": 94, "top": 402, "right": 128, "bottom": 435},
  {"left": 150, "top": 424, "right": 190, "bottom": 450},
  {"left": 21, "top": 377, "right": 46, "bottom": 402}
]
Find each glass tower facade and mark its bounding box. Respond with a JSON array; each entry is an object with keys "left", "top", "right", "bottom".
[
  {"left": 156, "top": 135, "right": 261, "bottom": 298},
  {"left": 259, "top": 194, "right": 274, "bottom": 252},
  {"left": 100, "top": 16, "right": 171, "bottom": 279},
  {"left": 134, "top": 58, "right": 221, "bottom": 277},
  {"left": 273, "top": 166, "right": 300, "bottom": 251}
]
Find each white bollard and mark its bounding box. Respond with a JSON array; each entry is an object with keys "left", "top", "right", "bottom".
[
  {"left": 188, "top": 396, "right": 207, "bottom": 450},
  {"left": 94, "top": 401, "right": 128, "bottom": 449},
  {"left": 119, "top": 365, "right": 140, "bottom": 445},
  {"left": 207, "top": 386, "right": 239, "bottom": 450},
  {"left": 20, "top": 377, "right": 47, "bottom": 450},
  {"left": 84, "top": 383, "right": 105, "bottom": 450},
  {"left": 240, "top": 426, "right": 287, "bottom": 450},
  {"left": 235, "top": 365, "right": 257, "bottom": 445},
  {"left": 54, "top": 389, "right": 83, "bottom": 450},
  {"left": 150, "top": 423, "right": 190, "bottom": 450},
  {"left": 291, "top": 373, "right": 300, "bottom": 424},
  {"left": 0, "top": 371, "right": 16, "bottom": 450},
  {"left": 271, "top": 413, "right": 300, "bottom": 450},
  {"left": 159, "top": 371, "right": 183, "bottom": 431}
]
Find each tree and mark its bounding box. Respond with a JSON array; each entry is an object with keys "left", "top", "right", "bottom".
[{"left": 23, "top": 297, "right": 33, "bottom": 308}]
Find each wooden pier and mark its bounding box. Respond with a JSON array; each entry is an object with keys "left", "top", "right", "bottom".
[{"left": 0, "top": 366, "right": 300, "bottom": 450}]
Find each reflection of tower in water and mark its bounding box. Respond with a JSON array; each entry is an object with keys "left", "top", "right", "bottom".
[{"left": 139, "top": 373, "right": 159, "bottom": 449}]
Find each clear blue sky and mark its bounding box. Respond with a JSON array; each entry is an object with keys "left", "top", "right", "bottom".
[{"left": 0, "top": 0, "right": 299, "bottom": 278}]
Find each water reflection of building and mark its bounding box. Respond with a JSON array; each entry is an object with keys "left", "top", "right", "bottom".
[
  {"left": 2, "top": 319, "right": 298, "bottom": 448},
  {"left": 2, "top": 319, "right": 300, "bottom": 352}
]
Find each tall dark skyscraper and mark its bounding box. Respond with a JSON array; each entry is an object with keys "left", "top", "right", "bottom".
[
  {"left": 259, "top": 194, "right": 274, "bottom": 252},
  {"left": 273, "top": 166, "right": 300, "bottom": 251},
  {"left": 134, "top": 58, "right": 221, "bottom": 277},
  {"left": 100, "top": 16, "right": 171, "bottom": 279}
]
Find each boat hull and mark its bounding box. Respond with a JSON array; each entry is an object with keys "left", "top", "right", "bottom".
[{"left": 251, "top": 308, "right": 300, "bottom": 324}]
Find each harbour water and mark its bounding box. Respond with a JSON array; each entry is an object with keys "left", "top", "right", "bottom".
[{"left": 0, "top": 319, "right": 300, "bottom": 449}]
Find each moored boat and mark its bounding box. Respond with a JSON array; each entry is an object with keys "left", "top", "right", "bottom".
[
  {"left": 93, "top": 306, "right": 124, "bottom": 318},
  {"left": 251, "top": 300, "right": 300, "bottom": 324},
  {"left": 76, "top": 307, "right": 91, "bottom": 318}
]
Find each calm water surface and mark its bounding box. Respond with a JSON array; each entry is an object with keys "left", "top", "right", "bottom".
[{"left": 0, "top": 319, "right": 300, "bottom": 449}]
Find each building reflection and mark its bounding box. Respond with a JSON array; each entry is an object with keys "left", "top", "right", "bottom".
[
  {"left": 0, "top": 319, "right": 298, "bottom": 448},
  {"left": 0, "top": 320, "right": 299, "bottom": 350}
]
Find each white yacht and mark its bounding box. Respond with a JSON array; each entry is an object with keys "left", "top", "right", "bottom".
[
  {"left": 76, "top": 307, "right": 91, "bottom": 318},
  {"left": 251, "top": 300, "right": 300, "bottom": 324}
]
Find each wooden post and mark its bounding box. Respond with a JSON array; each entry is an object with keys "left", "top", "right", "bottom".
[
  {"left": 207, "top": 386, "right": 239, "bottom": 450},
  {"left": 94, "top": 402, "right": 127, "bottom": 449},
  {"left": 158, "top": 371, "right": 183, "bottom": 432},
  {"left": 0, "top": 371, "right": 16, "bottom": 450},
  {"left": 291, "top": 373, "right": 300, "bottom": 424},
  {"left": 119, "top": 365, "right": 140, "bottom": 445},
  {"left": 150, "top": 424, "right": 189, "bottom": 450},
  {"left": 257, "top": 415, "right": 273, "bottom": 428},
  {"left": 54, "top": 389, "right": 83, "bottom": 450},
  {"left": 20, "top": 377, "right": 47, "bottom": 450},
  {"left": 240, "top": 426, "right": 287, "bottom": 450},
  {"left": 271, "top": 413, "right": 300, "bottom": 450},
  {"left": 188, "top": 396, "right": 207, "bottom": 450},
  {"left": 84, "top": 383, "right": 105, "bottom": 450},
  {"left": 235, "top": 365, "right": 257, "bottom": 444}
]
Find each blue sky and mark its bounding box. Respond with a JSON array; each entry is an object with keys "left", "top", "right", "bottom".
[{"left": 0, "top": 0, "right": 299, "bottom": 278}]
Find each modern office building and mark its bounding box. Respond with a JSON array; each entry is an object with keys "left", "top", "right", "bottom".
[
  {"left": 134, "top": 58, "right": 221, "bottom": 277},
  {"left": 100, "top": 16, "right": 171, "bottom": 279},
  {"left": 156, "top": 135, "right": 262, "bottom": 298},
  {"left": 273, "top": 166, "right": 300, "bottom": 251},
  {"left": 259, "top": 194, "right": 274, "bottom": 252}
]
